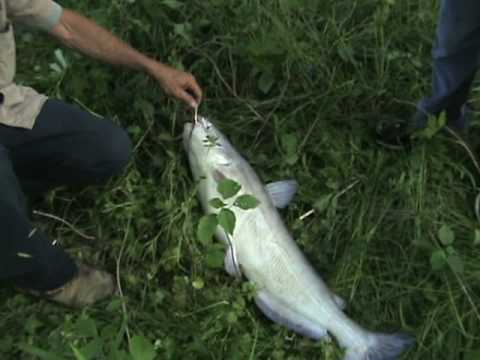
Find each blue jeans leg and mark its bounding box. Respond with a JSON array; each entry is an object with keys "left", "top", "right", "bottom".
[
  {"left": 0, "top": 146, "right": 78, "bottom": 292},
  {"left": 0, "top": 99, "right": 132, "bottom": 292},
  {"left": 418, "top": 0, "right": 480, "bottom": 130}
]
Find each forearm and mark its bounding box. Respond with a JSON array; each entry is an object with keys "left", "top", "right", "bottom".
[
  {"left": 50, "top": 9, "right": 160, "bottom": 75},
  {"left": 49, "top": 8, "right": 202, "bottom": 107}
]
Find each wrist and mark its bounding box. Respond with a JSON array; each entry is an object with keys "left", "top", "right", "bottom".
[{"left": 143, "top": 58, "right": 167, "bottom": 77}]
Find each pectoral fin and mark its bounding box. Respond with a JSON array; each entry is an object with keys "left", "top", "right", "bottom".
[
  {"left": 255, "top": 290, "right": 330, "bottom": 341},
  {"left": 265, "top": 180, "right": 298, "bottom": 209}
]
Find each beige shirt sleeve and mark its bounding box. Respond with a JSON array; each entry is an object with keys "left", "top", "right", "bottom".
[{"left": 6, "top": 0, "right": 63, "bottom": 31}]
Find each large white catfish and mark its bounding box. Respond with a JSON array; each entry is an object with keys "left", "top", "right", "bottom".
[{"left": 183, "top": 117, "right": 413, "bottom": 360}]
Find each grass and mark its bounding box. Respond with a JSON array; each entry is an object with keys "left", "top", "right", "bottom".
[{"left": 1, "top": 0, "right": 480, "bottom": 359}]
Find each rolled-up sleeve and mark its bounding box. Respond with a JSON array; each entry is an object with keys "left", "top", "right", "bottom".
[{"left": 6, "top": 0, "right": 63, "bottom": 31}]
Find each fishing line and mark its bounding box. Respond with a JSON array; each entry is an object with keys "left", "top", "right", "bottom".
[
  {"left": 194, "top": 105, "right": 198, "bottom": 125},
  {"left": 188, "top": 107, "right": 199, "bottom": 144}
]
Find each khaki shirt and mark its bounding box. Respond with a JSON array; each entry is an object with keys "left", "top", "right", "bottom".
[{"left": 0, "top": 0, "right": 62, "bottom": 129}]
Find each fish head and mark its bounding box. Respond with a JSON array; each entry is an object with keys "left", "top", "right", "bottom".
[{"left": 183, "top": 116, "right": 237, "bottom": 179}]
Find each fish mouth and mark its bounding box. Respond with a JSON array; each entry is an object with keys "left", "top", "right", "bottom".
[
  {"left": 196, "top": 116, "right": 209, "bottom": 129},
  {"left": 183, "top": 116, "right": 212, "bottom": 152}
]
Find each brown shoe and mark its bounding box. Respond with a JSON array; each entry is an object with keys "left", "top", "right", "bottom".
[{"left": 44, "top": 263, "right": 116, "bottom": 307}]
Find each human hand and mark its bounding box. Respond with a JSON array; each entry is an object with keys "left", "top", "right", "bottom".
[{"left": 148, "top": 62, "right": 202, "bottom": 108}]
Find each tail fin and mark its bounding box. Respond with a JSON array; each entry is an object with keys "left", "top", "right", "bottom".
[{"left": 344, "top": 332, "right": 414, "bottom": 360}]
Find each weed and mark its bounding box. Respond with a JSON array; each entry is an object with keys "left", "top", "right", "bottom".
[{"left": 2, "top": 0, "right": 479, "bottom": 359}]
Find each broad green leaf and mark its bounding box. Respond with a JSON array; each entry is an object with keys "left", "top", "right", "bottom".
[
  {"left": 197, "top": 214, "right": 218, "bottom": 245},
  {"left": 106, "top": 298, "right": 123, "bottom": 312},
  {"left": 226, "top": 312, "right": 238, "bottom": 324},
  {"left": 430, "top": 250, "right": 447, "bottom": 271},
  {"left": 25, "top": 315, "right": 43, "bottom": 334},
  {"left": 79, "top": 338, "right": 103, "bottom": 359},
  {"left": 75, "top": 316, "right": 98, "bottom": 338},
  {"left": 205, "top": 248, "right": 224, "bottom": 269},
  {"left": 286, "top": 154, "right": 299, "bottom": 165},
  {"left": 281, "top": 133, "right": 298, "bottom": 156},
  {"left": 218, "top": 208, "right": 236, "bottom": 235},
  {"left": 258, "top": 70, "right": 275, "bottom": 94},
  {"left": 438, "top": 225, "right": 454, "bottom": 246},
  {"left": 173, "top": 23, "right": 193, "bottom": 44},
  {"left": 447, "top": 254, "right": 464, "bottom": 274},
  {"left": 130, "top": 335, "right": 156, "bottom": 360},
  {"left": 234, "top": 194, "right": 260, "bottom": 210},
  {"left": 209, "top": 198, "right": 225, "bottom": 209},
  {"left": 217, "top": 179, "right": 241, "bottom": 199},
  {"left": 127, "top": 125, "right": 142, "bottom": 138}
]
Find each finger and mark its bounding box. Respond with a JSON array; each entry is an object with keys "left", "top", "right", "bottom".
[
  {"left": 176, "top": 89, "right": 198, "bottom": 108},
  {"left": 188, "top": 76, "right": 203, "bottom": 104}
]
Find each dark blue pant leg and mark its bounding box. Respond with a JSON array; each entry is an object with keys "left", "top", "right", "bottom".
[
  {"left": 0, "top": 146, "right": 77, "bottom": 292},
  {"left": 0, "top": 99, "right": 132, "bottom": 291},
  {"left": 1, "top": 100, "right": 132, "bottom": 195},
  {"left": 418, "top": 0, "right": 480, "bottom": 129}
]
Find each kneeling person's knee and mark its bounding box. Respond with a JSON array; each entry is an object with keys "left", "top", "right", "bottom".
[
  {"left": 86, "top": 121, "right": 132, "bottom": 181},
  {"left": 104, "top": 124, "right": 132, "bottom": 174},
  {"left": 100, "top": 124, "right": 132, "bottom": 178}
]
